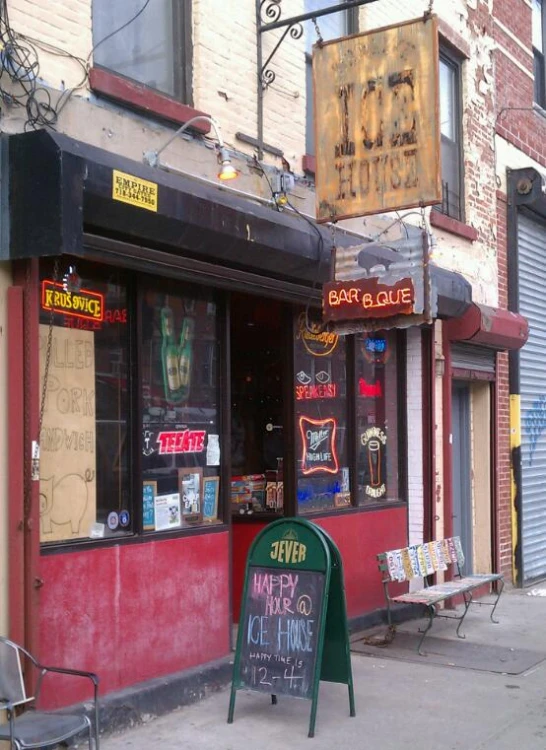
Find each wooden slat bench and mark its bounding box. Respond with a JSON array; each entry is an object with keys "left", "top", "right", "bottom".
[{"left": 377, "top": 537, "right": 504, "bottom": 655}]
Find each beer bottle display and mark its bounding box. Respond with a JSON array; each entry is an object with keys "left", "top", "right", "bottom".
[
  {"left": 161, "top": 307, "right": 183, "bottom": 403},
  {"left": 178, "top": 317, "right": 194, "bottom": 401}
]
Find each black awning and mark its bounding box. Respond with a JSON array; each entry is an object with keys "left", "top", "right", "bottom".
[
  {"left": 3, "top": 129, "right": 472, "bottom": 318},
  {"left": 3, "top": 129, "right": 396, "bottom": 286}
]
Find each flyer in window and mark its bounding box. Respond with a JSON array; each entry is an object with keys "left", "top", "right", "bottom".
[{"left": 154, "top": 493, "right": 182, "bottom": 531}]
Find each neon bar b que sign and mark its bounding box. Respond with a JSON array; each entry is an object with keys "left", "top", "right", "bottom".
[{"left": 323, "top": 277, "right": 415, "bottom": 322}]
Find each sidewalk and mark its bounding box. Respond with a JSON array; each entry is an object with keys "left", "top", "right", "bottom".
[{"left": 101, "top": 588, "right": 546, "bottom": 750}]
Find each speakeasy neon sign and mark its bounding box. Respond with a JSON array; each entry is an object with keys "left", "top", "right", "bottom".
[
  {"left": 295, "top": 383, "right": 338, "bottom": 400},
  {"left": 41, "top": 280, "right": 104, "bottom": 322}
]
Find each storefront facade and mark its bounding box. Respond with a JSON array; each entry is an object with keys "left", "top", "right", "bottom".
[{"left": 3, "top": 128, "right": 482, "bottom": 714}]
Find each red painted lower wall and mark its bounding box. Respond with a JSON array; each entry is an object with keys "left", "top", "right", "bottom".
[
  {"left": 232, "top": 507, "right": 408, "bottom": 623},
  {"left": 39, "top": 531, "right": 230, "bottom": 708},
  {"left": 232, "top": 521, "right": 266, "bottom": 623},
  {"left": 316, "top": 507, "right": 408, "bottom": 619}
]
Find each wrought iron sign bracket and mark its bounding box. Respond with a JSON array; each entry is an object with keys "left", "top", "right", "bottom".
[{"left": 255, "top": 0, "right": 378, "bottom": 160}]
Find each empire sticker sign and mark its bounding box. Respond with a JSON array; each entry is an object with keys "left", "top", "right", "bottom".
[
  {"left": 112, "top": 169, "right": 158, "bottom": 212},
  {"left": 313, "top": 15, "right": 440, "bottom": 221}
]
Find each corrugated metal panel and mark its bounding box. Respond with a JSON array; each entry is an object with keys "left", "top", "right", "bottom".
[
  {"left": 450, "top": 343, "right": 495, "bottom": 373},
  {"left": 518, "top": 214, "right": 546, "bottom": 583}
]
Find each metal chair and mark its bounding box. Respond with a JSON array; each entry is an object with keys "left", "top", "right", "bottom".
[{"left": 0, "top": 635, "right": 99, "bottom": 749}]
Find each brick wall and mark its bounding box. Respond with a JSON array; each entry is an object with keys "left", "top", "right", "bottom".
[{"left": 493, "top": 0, "right": 537, "bottom": 582}]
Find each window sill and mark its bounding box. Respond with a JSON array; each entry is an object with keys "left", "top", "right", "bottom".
[
  {"left": 89, "top": 67, "right": 212, "bottom": 134},
  {"left": 430, "top": 209, "right": 478, "bottom": 242},
  {"left": 40, "top": 521, "right": 228, "bottom": 554},
  {"left": 533, "top": 102, "right": 546, "bottom": 121},
  {"left": 302, "top": 154, "right": 316, "bottom": 176},
  {"left": 298, "top": 500, "right": 406, "bottom": 519}
]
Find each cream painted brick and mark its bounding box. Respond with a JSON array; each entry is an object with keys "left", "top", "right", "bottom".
[
  {"left": 10, "top": 0, "right": 91, "bottom": 89},
  {"left": 193, "top": 0, "right": 306, "bottom": 164}
]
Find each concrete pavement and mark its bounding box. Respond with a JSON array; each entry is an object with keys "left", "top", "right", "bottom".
[{"left": 101, "top": 588, "right": 546, "bottom": 750}]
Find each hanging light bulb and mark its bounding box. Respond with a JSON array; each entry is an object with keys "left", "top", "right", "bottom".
[
  {"left": 217, "top": 146, "right": 238, "bottom": 181},
  {"left": 63, "top": 265, "right": 81, "bottom": 293}
]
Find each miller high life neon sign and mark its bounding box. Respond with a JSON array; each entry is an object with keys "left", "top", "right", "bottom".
[{"left": 299, "top": 415, "right": 339, "bottom": 475}]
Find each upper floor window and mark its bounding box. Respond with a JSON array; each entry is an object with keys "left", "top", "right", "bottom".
[
  {"left": 435, "top": 51, "right": 463, "bottom": 222},
  {"left": 92, "top": 0, "right": 192, "bottom": 103},
  {"left": 305, "top": 1, "right": 357, "bottom": 156},
  {"left": 534, "top": 0, "right": 546, "bottom": 108}
]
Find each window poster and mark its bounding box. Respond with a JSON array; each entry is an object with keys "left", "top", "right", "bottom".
[
  {"left": 154, "top": 492, "right": 182, "bottom": 531},
  {"left": 38, "top": 325, "right": 97, "bottom": 542},
  {"left": 178, "top": 467, "right": 203, "bottom": 524},
  {"left": 203, "top": 476, "right": 220, "bottom": 522},
  {"left": 143, "top": 480, "right": 157, "bottom": 530}
]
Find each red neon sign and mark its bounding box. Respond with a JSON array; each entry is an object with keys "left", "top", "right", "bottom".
[
  {"left": 358, "top": 378, "right": 383, "bottom": 398},
  {"left": 41, "top": 280, "right": 104, "bottom": 322},
  {"left": 323, "top": 277, "right": 415, "bottom": 321},
  {"left": 156, "top": 430, "right": 206, "bottom": 455},
  {"left": 299, "top": 416, "right": 339, "bottom": 475},
  {"left": 295, "top": 383, "right": 338, "bottom": 400}
]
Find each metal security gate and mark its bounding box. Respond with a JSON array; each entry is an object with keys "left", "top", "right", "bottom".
[
  {"left": 451, "top": 344, "right": 496, "bottom": 374},
  {"left": 518, "top": 213, "right": 546, "bottom": 583}
]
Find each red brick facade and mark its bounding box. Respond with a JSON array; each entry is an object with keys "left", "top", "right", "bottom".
[{"left": 492, "top": 0, "right": 541, "bottom": 580}]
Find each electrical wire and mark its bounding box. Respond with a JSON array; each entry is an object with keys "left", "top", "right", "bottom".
[
  {"left": 284, "top": 197, "right": 329, "bottom": 335},
  {"left": 0, "top": 0, "right": 153, "bottom": 130},
  {"left": 254, "top": 158, "right": 330, "bottom": 334}
]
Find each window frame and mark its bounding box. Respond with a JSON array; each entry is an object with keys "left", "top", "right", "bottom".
[
  {"left": 352, "top": 330, "right": 407, "bottom": 508},
  {"left": 293, "top": 310, "right": 408, "bottom": 517},
  {"left": 533, "top": 0, "right": 546, "bottom": 109},
  {"left": 40, "top": 259, "right": 229, "bottom": 554},
  {"left": 91, "top": 0, "right": 193, "bottom": 106},
  {"left": 305, "top": 2, "right": 358, "bottom": 159},
  {"left": 433, "top": 46, "right": 464, "bottom": 223}
]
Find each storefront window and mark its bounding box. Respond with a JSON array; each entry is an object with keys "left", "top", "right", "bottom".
[
  {"left": 294, "top": 312, "right": 350, "bottom": 513},
  {"left": 39, "top": 260, "right": 130, "bottom": 543},
  {"left": 355, "top": 331, "right": 401, "bottom": 504},
  {"left": 140, "top": 282, "right": 221, "bottom": 530}
]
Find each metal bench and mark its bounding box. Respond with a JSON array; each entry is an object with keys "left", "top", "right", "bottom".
[{"left": 377, "top": 537, "right": 504, "bottom": 655}]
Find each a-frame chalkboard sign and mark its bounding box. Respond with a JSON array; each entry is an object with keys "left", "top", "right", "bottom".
[{"left": 228, "top": 518, "right": 355, "bottom": 737}]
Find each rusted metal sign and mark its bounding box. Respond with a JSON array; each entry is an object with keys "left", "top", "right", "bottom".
[
  {"left": 313, "top": 15, "right": 440, "bottom": 222},
  {"left": 323, "top": 277, "right": 415, "bottom": 321}
]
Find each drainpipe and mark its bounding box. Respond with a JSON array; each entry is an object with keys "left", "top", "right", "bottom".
[
  {"left": 442, "top": 327, "right": 454, "bottom": 541},
  {"left": 7, "top": 286, "right": 25, "bottom": 644},
  {"left": 12, "top": 259, "right": 42, "bottom": 665}
]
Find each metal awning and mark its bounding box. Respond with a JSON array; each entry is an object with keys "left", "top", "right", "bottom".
[{"left": 445, "top": 302, "right": 529, "bottom": 350}]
